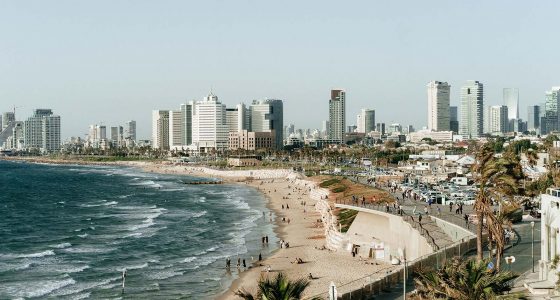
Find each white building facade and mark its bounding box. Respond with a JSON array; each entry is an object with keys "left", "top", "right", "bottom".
[
  {"left": 191, "top": 93, "right": 228, "bottom": 153},
  {"left": 427, "top": 81, "right": 450, "bottom": 131},
  {"left": 459, "top": 80, "right": 484, "bottom": 139},
  {"left": 328, "top": 89, "right": 346, "bottom": 144}
]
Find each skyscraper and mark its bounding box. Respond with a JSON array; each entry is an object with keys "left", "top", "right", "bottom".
[
  {"left": 125, "top": 120, "right": 136, "bottom": 142},
  {"left": 328, "top": 89, "right": 345, "bottom": 143},
  {"left": 180, "top": 103, "right": 193, "bottom": 146},
  {"left": 168, "top": 110, "right": 183, "bottom": 148},
  {"left": 487, "top": 105, "right": 509, "bottom": 134},
  {"left": 250, "top": 99, "right": 283, "bottom": 150},
  {"left": 2, "top": 112, "right": 15, "bottom": 131},
  {"left": 356, "top": 109, "right": 375, "bottom": 133},
  {"left": 23, "top": 109, "right": 60, "bottom": 153},
  {"left": 503, "top": 88, "right": 519, "bottom": 120},
  {"left": 191, "top": 93, "right": 228, "bottom": 152},
  {"left": 152, "top": 110, "right": 170, "bottom": 150},
  {"left": 527, "top": 105, "right": 540, "bottom": 133},
  {"left": 449, "top": 106, "right": 459, "bottom": 134},
  {"left": 459, "top": 80, "right": 484, "bottom": 139},
  {"left": 226, "top": 103, "right": 249, "bottom": 133},
  {"left": 427, "top": 81, "right": 450, "bottom": 131},
  {"left": 541, "top": 87, "right": 560, "bottom": 135}
]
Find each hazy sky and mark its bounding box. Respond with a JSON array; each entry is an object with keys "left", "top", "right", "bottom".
[{"left": 1, "top": 1, "right": 559, "bottom": 139}]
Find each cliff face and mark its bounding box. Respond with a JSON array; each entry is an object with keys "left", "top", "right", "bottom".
[{"left": 288, "top": 174, "right": 345, "bottom": 251}]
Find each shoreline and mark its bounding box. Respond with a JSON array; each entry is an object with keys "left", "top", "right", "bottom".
[{"left": 2, "top": 157, "right": 396, "bottom": 299}]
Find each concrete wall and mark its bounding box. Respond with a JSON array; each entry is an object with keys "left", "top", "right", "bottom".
[
  {"left": 431, "top": 216, "right": 475, "bottom": 242},
  {"left": 345, "top": 210, "right": 433, "bottom": 261}
]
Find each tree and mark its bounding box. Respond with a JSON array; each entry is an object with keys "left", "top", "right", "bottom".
[
  {"left": 235, "top": 272, "right": 319, "bottom": 300},
  {"left": 472, "top": 144, "right": 521, "bottom": 270},
  {"left": 412, "top": 257, "right": 520, "bottom": 300}
]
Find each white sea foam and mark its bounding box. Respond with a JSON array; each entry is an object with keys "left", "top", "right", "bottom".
[
  {"left": 147, "top": 270, "right": 184, "bottom": 280},
  {"left": 0, "top": 278, "right": 76, "bottom": 298},
  {"left": 49, "top": 276, "right": 120, "bottom": 297},
  {"left": 51, "top": 242, "right": 72, "bottom": 249},
  {"left": 0, "top": 249, "right": 55, "bottom": 259},
  {"left": 118, "top": 262, "right": 148, "bottom": 272},
  {"left": 191, "top": 210, "right": 207, "bottom": 218},
  {"left": 64, "top": 246, "right": 115, "bottom": 254},
  {"left": 183, "top": 257, "right": 196, "bottom": 263}
]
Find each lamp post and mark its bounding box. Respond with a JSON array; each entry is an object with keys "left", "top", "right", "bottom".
[{"left": 531, "top": 221, "right": 535, "bottom": 273}]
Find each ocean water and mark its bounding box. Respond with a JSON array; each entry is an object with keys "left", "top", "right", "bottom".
[{"left": 0, "top": 160, "right": 277, "bottom": 299}]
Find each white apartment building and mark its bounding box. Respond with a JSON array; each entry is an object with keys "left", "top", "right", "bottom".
[
  {"left": 23, "top": 109, "right": 61, "bottom": 153},
  {"left": 328, "top": 89, "right": 346, "bottom": 144},
  {"left": 191, "top": 93, "right": 228, "bottom": 152},
  {"left": 427, "top": 81, "right": 451, "bottom": 131},
  {"left": 460, "top": 80, "right": 484, "bottom": 139},
  {"left": 152, "top": 110, "right": 170, "bottom": 150}
]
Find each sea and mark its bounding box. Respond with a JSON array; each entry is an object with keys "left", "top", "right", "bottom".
[{"left": 0, "top": 160, "right": 278, "bottom": 299}]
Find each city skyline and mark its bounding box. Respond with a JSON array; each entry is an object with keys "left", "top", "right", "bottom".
[{"left": 3, "top": 1, "right": 560, "bottom": 138}]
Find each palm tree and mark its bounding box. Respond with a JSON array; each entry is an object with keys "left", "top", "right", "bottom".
[
  {"left": 413, "top": 257, "right": 521, "bottom": 300},
  {"left": 472, "top": 144, "right": 521, "bottom": 269},
  {"left": 235, "top": 272, "right": 318, "bottom": 300}
]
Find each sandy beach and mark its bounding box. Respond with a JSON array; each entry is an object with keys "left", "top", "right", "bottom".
[{"left": 139, "top": 163, "right": 397, "bottom": 299}]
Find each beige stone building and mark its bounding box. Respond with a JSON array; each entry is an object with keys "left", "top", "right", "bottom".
[{"left": 228, "top": 130, "right": 275, "bottom": 150}]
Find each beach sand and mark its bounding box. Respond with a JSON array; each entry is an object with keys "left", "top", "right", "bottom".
[{"left": 140, "top": 164, "right": 397, "bottom": 299}]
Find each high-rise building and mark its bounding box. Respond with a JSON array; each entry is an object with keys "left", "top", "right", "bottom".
[
  {"left": 152, "top": 110, "right": 170, "bottom": 150},
  {"left": 328, "top": 89, "right": 346, "bottom": 143},
  {"left": 42, "top": 114, "right": 61, "bottom": 153},
  {"left": 97, "top": 125, "right": 107, "bottom": 141},
  {"left": 449, "top": 106, "right": 459, "bottom": 134},
  {"left": 356, "top": 109, "right": 375, "bottom": 133},
  {"left": 192, "top": 93, "right": 228, "bottom": 152},
  {"left": 376, "top": 123, "right": 386, "bottom": 135},
  {"left": 459, "top": 80, "right": 484, "bottom": 139},
  {"left": 427, "top": 81, "right": 450, "bottom": 131},
  {"left": 110, "top": 126, "right": 119, "bottom": 142},
  {"left": 169, "top": 110, "right": 183, "bottom": 148},
  {"left": 503, "top": 88, "right": 519, "bottom": 120},
  {"left": 527, "top": 105, "right": 540, "bottom": 133},
  {"left": 226, "top": 103, "right": 249, "bottom": 133},
  {"left": 541, "top": 87, "right": 560, "bottom": 135},
  {"left": 2, "top": 112, "right": 15, "bottom": 131},
  {"left": 487, "top": 105, "right": 509, "bottom": 134},
  {"left": 125, "top": 120, "right": 136, "bottom": 142},
  {"left": 23, "top": 109, "right": 60, "bottom": 153},
  {"left": 180, "top": 103, "right": 193, "bottom": 146},
  {"left": 250, "top": 99, "right": 283, "bottom": 150}
]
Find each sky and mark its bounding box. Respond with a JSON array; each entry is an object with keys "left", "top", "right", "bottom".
[{"left": 1, "top": 0, "right": 559, "bottom": 139}]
